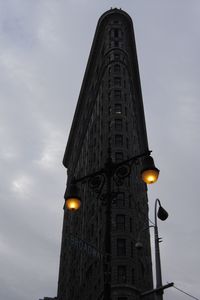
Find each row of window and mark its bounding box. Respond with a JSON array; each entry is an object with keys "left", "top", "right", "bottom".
[
  {"left": 109, "top": 89, "right": 125, "bottom": 100},
  {"left": 109, "top": 28, "right": 123, "bottom": 39},
  {"left": 87, "top": 136, "right": 128, "bottom": 165},
  {"left": 89, "top": 137, "right": 128, "bottom": 163},
  {"left": 111, "top": 63, "right": 121, "bottom": 73},
  {"left": 95, "top": 53, "right": 123, "bottom": 77},
  {"left": 109, "top": 104, "right": 129, "bottom": 118},
  {"left": 108, "top": 77, "right": 126, "bottom": 88},
  {"left": 84, "top": 264, "right": 135, "bottom": 290},
  {"left": 84, "top": 191, "right": 135, "bottom": 213},
  {"left": 109, "top": 28, "right": 124, "bottom": 49},
  {"left": 115, "top": 134, "right": 129, "bottom": 148}
]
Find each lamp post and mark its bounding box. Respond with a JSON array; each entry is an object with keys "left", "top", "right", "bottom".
[
  {"left": 136, "top": 199, "right": 173, "bottom": 299},
  {"left": 154, "top": 199, "right": 168, "bottom": 300},
  {"left": 64, "top": 150, "right": 159, "bottom": 300}
]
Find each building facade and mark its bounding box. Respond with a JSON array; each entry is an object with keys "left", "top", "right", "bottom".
[{"left": 57, "top": 8, "right": 154, "bottom": 300}]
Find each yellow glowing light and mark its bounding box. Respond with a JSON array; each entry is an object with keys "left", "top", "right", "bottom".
[
  {"left": 65, "top": 198, "right": 81, "bottom": 211},
  {"left": 141, "top": 169, "right": 159, "bottom": 184}
]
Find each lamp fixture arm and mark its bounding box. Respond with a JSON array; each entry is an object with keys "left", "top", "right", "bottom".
[
  {"left": 137, "top": 225, "right": 155, "bottom": 242},
  {"left": 71, "top": 150, "right": 152, "bottom": 184},
  {"left": 114, "top": 150, "right": 151, "bottom": 168}
]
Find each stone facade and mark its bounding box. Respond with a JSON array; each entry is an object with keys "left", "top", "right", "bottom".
[{"left": 56, "top": 8, "right": 154, "bottom": 300}]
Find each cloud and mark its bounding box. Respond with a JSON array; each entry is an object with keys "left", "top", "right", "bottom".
[
  {"left": 12, "top": 174, "right": 34, "bottom": 197},
  {"left": 35, "top": 123, "right": 66, "bottom": 171}
]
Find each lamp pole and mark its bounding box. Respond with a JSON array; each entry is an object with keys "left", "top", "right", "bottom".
[
  {"left": 64, "top": 151, "right": 159, "bottom": 300},
  {"left": 154, "top": 199, "right": 164, "bottom": 300},
  {"left": 136, "top": 199, "right": 173, "bottom": 299},
  {"left": 103, "top": 151, "right": 112, "bottom": 300}
]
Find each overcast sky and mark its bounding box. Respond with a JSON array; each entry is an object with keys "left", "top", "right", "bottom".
[{"left": 0, "top": 1, "right": 199, "bottom": 300}]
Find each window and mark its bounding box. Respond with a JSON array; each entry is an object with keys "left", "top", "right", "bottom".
[
  {"left": 115, "top": 134, "right": 123, "bottom": 146},
  {"left": 116, "top": 214, "right": 125, "bottom": 230},
  {"left": 114, "top": 89, "right": 121, "bottom": 100},
  {"left": 117, "top": 239, "right": 126, "bottom": 256},
  {"left": 114, "top": 53, "right": 120, "bottom": 60},
  {"left": 114, "top": 77, "right": 121, "bottom": 86},
  {"left": 114, "top": 28, "right": 119, "bottom": 37},
  {"left": 130, "top": 218, "right": 132, "bottom": 232},
  {"left": 132, "top": 268, "right": 135, "bottom": 284},
  {"left": 90, "top": 223, "right": 94, "bottom": 238},
  {"left": 140, "top": 261, "right": 145, "bottom": 278},
  {"left": 126, "top": 137, "right": 129, "bottom": 149},
  {"left": 115, "top": 103, "right": 122, "bottom": 114},
  {"left": 114, "top": 64, "right": 120, "bottom": 73},
  {"left": 116, "top": 192, "right": 125, "bottom": 207},
  {"left": 108, "top": 91, "right": 111, "bottom": 103},
  {"left": 114, "top": 41, "right": 119, "bottom": 47},
  {"left": 115, "top": 152, "right": 123, "bottom": 162},
  {"left": 117, "top": 265, "right": 127, "bottom": 283},
  {"left": 131, "top": 241, "right": 134, "bottom": 258},
  {"left": 115, "top": 119, "right": 122, "bottom": 131}
]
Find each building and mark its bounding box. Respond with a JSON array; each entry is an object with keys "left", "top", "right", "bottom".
[{"left": 57, "top": 8, "right": 154, "bottom": 300}]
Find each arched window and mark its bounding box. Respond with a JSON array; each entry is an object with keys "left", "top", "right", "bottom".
[{"left": 117, "top": 239, "right": 126, "bottom": 256}]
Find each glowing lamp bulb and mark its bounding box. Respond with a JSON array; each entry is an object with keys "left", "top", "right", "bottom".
[
  {"left": 141, "top": 169, "right": 159, "bottom": 184},
  {"left": 65, "top": 198, "right": 81, "bottom": 211}
]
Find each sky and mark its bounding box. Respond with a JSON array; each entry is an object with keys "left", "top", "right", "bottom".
[{"left": 0, "top": 0, "right": 199, "bottom": 300}]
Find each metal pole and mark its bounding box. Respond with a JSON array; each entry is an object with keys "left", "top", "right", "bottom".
[
  {"left": 103, "top": 151, "right": 112, "bottom": 300},
  {"left": 154, "top": 199, "right": 163, "bottom": 300}
]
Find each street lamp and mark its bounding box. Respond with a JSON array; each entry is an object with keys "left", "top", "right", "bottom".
[
  {"left": 64, "top": 181, "right": 81, "bottom": 211},
  {"left": 64, "top": 150, "right": 159, "bottom": 300},
  {"left": 154, "top": 199, "right": 168, "bottom": 300},
  {"left": 141, "top": 156, "right": 160, "bottom": 184},
  {"left": 64, "top": 151, "right": 159, "bottom": 210},
  {"left": 136, "top": 199, "right": 173, "bottom": 299}
]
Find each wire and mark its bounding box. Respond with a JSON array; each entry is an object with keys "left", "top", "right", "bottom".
[{"left": 171, "top": 283, "right": 200, "bottom": 300}]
